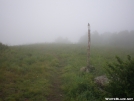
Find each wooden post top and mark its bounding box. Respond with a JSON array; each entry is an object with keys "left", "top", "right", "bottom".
[{"left": 88, "top": 23, "right": 90, "bottom": 29}]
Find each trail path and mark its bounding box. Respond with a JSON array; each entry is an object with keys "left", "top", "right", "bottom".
[{"left": 47, "top": 67, "right": 63, "bottom": 101}]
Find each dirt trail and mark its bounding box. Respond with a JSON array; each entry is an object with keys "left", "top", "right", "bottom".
[{"left": 47, "top": 67, "right": 63, "bottom": 101}]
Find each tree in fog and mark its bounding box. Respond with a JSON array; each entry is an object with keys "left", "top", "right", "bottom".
[
  {"left": 78, "top": 30, "right": 134, "bottom": 48},
  {"left": 78, "top": 31, "right": 100, "bottom": 45},
  {"left": 55, "top": 37, "right": 71, "bottom": 44}
]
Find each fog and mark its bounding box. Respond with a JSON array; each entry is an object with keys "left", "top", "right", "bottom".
[
  {"left": 79, "top": 30, "right": 134, "bottom": 48},
  {"left": 0, "top": 0, "right": 134, "bottom": 45}
]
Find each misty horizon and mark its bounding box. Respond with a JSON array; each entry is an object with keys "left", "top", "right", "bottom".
[{"left": 0, "top": 0, "right": 134, "bottom": 45}]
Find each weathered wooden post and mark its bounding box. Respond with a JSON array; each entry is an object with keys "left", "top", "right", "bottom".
[
  {"left": 80, "top": 23, "right": 91, "bottom": 73},
  {"left": 87, "top": 23, "right": 90, "bottom": 69}
]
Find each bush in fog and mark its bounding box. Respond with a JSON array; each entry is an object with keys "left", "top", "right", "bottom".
[
  {"left": 105, "top": 55, "right": 134, "bottom": 97},
  {"left": 55, "top": 37, "right": 72, "bottom": 44},
  {"left": 0, "top": 42, "right": 8, "bottom": 50}
]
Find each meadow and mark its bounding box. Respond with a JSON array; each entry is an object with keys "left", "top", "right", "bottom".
[{"left": 0, "top": 43, "right": 134, "bottom": 101}]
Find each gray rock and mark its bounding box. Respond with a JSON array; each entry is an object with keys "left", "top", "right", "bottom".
[
  {"left": 80, "top": 67, "right": 89, "bottom": 73},
  {"left": 94, "top": 75, "right": 109, "bottom": 87}
]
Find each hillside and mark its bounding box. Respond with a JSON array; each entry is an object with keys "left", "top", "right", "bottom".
[{"left": 0, "top": 43, "right": 134, "bottom": 101}]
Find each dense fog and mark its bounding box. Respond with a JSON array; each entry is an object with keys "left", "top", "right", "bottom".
[
  {"left": 0, "top": 0, "right": 134, "bottom": 45},
  {"left": 79, "top": 30, "right": 134, "bottom": 48}
]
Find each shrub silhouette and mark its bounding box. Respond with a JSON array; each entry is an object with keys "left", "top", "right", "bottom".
[{"left": 0, "top": 42, "right": 8, "bottom": 50}]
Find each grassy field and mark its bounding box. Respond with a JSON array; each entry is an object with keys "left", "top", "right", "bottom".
[{"left": 0, "top": 43, "right": 134, "bottom": 101}]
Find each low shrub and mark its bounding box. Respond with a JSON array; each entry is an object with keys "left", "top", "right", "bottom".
[{"left": 105, "top": 55, "right": 134, "bottom": 97}]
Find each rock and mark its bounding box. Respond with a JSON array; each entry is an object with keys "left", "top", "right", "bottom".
[
  {"left": 94, "top": 75, "right": 109, "bottom": 88},
  {"left": 80, "top": 67, "right": 89, "bottom": 73}
]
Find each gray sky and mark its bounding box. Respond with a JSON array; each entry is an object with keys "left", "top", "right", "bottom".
[{"left": 0, "top": 0, "right": 134, "bottom": 45}]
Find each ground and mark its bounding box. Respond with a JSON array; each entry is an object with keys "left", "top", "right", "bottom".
[{"left": 47, "top": 67, "right": 63, "bottom": 101}]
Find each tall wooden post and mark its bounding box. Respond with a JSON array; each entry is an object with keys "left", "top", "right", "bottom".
[{"left": 87, "top": 23, "right": 90, "bottom": 68}]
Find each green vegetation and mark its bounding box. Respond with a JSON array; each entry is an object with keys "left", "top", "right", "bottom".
[
  {"left": 0, "top": 44, "right": 60, "bottom": 101},
  {"left": 0, "top": 42, "right": 8, "bottom": 51},
  {"left": 105, "top": 55, "right": 134, "bottom": 97},
  {"left": 0, "top": 43, "right": 134, "bottom": 101}
]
